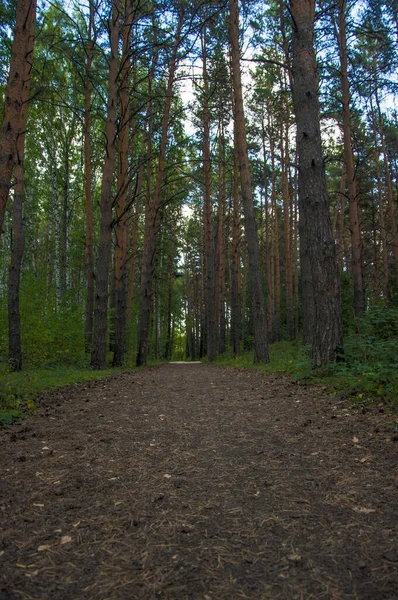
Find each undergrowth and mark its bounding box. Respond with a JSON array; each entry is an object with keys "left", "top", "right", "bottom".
[
  {"left": 214, "top": 307, "right": 398, "bottom": 410},
  {"left": 0, "top": 366, "right": 122, "bottom": 426}
]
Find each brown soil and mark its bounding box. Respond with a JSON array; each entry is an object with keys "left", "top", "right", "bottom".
[{"left": 0, "top": 363, "right": 397, "bottom": 600}]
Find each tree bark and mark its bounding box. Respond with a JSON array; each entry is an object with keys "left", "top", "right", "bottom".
[
  {"left": 370, "top": 98, "right": 389, "bottom": 299},
  {"left": 229, "top": 0, "right": 270, "bottom": 364},
  {"left": 91, "top": 0, "right": 119, "bottom": 369},
  {"left": 201, "top": 26, "right": 217, "bottom": 362},
  {"left": 290, "top": 0, "right": 343, "bottom": 365},
  {"left": 136, "top": 7, "right": 184, "bottom": 366},
  {"left": 84, "top": 0, "right": 95, "bottom": 351},
  {"left": 374, "top": 86, "right": 398, "bottom": 271},
  {"left": 113, "top": 0, "right": 133, "bottom": 367},
  {"left": 335, "top": 0, "right": 365, "bottom": 318},
  {"left": 230, "top": 120, "right": 241, "bottom": 356},
  {"left": 281, "top": 117, "right": 294, "bottom": 339},
  {"left": 215, "top": 121, "right": 227, "bottom": 354},
  {"left": 7, "top": 1, "right": 35, "bottom": 370},
  {"left": 0, "top": 0, "right": 37, "bottom": 234}
]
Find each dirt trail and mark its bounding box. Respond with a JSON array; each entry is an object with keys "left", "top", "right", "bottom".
[{"left": 0, "top": 363, "right": 397, "bottom": 600}]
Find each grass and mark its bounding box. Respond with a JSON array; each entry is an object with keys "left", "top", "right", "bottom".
[
  {"left": 0, "top": 365, "right": 124, "bottom": 426},
  {"left": 213, "top": 338, "right": 398, "bottom": 411},
  {"left": 0, "top": 355, "right": 166, "bottom": 426}
]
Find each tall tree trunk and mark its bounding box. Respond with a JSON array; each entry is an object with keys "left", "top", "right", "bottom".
[
  {"left": 261, "top": 118, "right": 274, "bottom": 341},
  {"left": 292, "top": 166, "right": 300, "bottom": 339},
  {"left": 127, "top": 46, "right": 158, "bottom": 350},
  {"left": 7, "top": 3, "right": 35, "bottom": 370},
  {"left": 270, "top": 132, "right": 280, "bottom": 342},
  {"left": 136, "top": 7, "right": 184, "bottom": 366},
  {"left": 48, "top": 127, "right": 61, "bottom": 304},
  {"left": 336, "top": 166, "right": 347, "bottom": 275},
  {"left": 165, "top": 234, "right": 176, "bottom": 360},
  {"left": 281, "top": 117, "right": 294, "bottom": 339},
  {"left": 370, "top": 99, "right": 390, "bottom": 299},
  {"left": 91, "top": 0, "right": 119, "bottom": 369},
  {"left": 0, "top": 0, "right": 36, "bottom": 234},
  {"left": 201, "top": 26, "right": 217, "bottom": 362},
  {"left": 229, "top": 0, "right": 270, "bottom": 363},
  {"left": 126, "top": 150, "right": 144, "bottom": 324},
  {"left": 113, "top": 0, "right": 133, "bottom": 367},
  {"left": 230, "top": 121, "right": 241, "bottom": 356},
  {"left": 335, "top": 0, "right": 365, "bottom": 317},
  {"left": 215, "top": 121, "right": 227, "bottom": 354},
  {"left": 290, "top": 0, "right": 343, "bottom": 365},
  {"left": 84, "top": 0, "right": 95, "bottom": 351},
  {"left": 374, "top": 87, "right": 398, "bottom": 271}
]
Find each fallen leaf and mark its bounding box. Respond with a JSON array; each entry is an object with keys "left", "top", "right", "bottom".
[
  {"left": 353, "top": 506, "right": 376, "bottom": 514},
  {"left": 72, "top": 521, "right": 81, "bottom": 527},
  {"left": 360, "top": 456, "right": 372, "bottom": 463},
  {"left": 42, "top": 447, "right": 50, "bottom": 450},
  {"left": 163, "top": 474, "right": 172, "bottom": 479},
  {"left": 352, "top": 436, "right": 359, "bottom": 443},
  {"left": 25, "top": 570, "right": 39, "bottom": 577},
  {"left": 33, "top": 503, "right": 44, "bottom": 508},
  {"left": 60, "top": 536, "right": 72, "bottom": 545},
  {"left": 37, "top": 545, "right": 52, "bottom": 552},
  {"left": 287, "top": 554, "right": 301, "bottom": 561}
]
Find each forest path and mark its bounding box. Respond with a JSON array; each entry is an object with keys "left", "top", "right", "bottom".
[{"left": 1, "top": 363, "right": 397, "bottom": 600}]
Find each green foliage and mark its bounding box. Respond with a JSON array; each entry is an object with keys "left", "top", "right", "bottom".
[
  {"left": 293, "top": 308, "right": 398, "bottom": 407},
  {"left": 0, "top": 273, "right": 86, "bottom": 368},
  {"left": 214, "top": 341, "right": 308, "bottom": 373},
  {"left": 215, "top": 307, "right": 398, "bottom": 409},
  {"left": 0, "top": 365, "right": 123, "bottom": 426}
]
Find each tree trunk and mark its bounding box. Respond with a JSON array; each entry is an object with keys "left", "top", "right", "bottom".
[
  {"left": 215, "top": 121, "right": 227, "bottom": 354},
  {"left": 201, "top": 26, "right": 217, "bottom": 362},
  {"left": 229, "top": 0, "right": 270, "bottom": 364},
  {"left": 84, "top": 0, "right": 95, "bottom": 351},
  {"left": 230, "top": 121, "right": 241, "bottom": 356},
  {"left": 335, "top": 0, "right": 365, "bottom": 317},
  {"left": 270, "top": 132, "right": 280, "bottom": 342},
  {"left": 91, "top": 0, "right": 119, "bottom": 369},
  {"left": 136, "top": 7, "right": 184, "bottom": 366},
  {"left": 165, "top": 235, "right": 176, "bottom": 360},
  {"left": 281, "top": 117, "right": 294, "bottom": 339},
  {"left": 370, "top": 98, "right": 390, "bottom": 299},
  {"left": 290, "top": 0, "right": 343, "bottom": 365},
  {"left": 375, "top": 87, "right": 398, "bottom": 271},
  {"left": 0, "top": 0, "right": 37, "bottom": 234},
  {"left": 336, "top": 165, "right": 347, "bottom": 275},
  {"left": 113, "top": 0, "right": 133, "bottom": 367},
  {"left": 7, "top": 3, "right": 35, "bottom": 370}
]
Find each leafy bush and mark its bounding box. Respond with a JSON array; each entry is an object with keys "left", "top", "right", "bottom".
[{"left": 215, "top": 307, "right": 398, "bottom": 408}]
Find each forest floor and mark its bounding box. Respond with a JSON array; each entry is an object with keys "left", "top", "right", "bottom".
[{"left": 0, "top": 363, "right": 397, "bottom": 600}]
